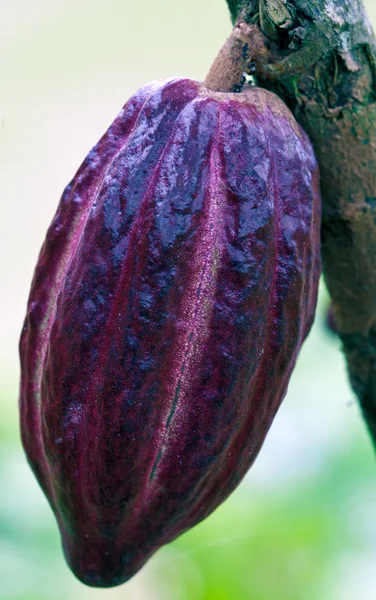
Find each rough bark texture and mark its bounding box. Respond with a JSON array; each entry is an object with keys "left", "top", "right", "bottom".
[{"left": 221, "top": 0, "right": 376, "bottom": 445}]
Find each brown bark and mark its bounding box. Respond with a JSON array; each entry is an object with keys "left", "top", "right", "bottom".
[{"left": 214, "top": 1, "right": 376, "bottom": 445}]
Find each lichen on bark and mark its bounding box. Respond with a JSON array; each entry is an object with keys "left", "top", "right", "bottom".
[{"left": 221, "top": 0, "right": 376, "bottom": 445}]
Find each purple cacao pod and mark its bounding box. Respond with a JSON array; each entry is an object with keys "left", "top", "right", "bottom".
[{"left": 20, "top": 77, "right": 321, "bottom": 587}]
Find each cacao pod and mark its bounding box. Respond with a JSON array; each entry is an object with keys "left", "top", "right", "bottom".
[{"left": 20, "top": 77, "right": 321, "bottom": 587}]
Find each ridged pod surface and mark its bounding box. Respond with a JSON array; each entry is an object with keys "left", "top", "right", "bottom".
[{"left": 20, "top": 77, "right": 321, "bottom": 587}]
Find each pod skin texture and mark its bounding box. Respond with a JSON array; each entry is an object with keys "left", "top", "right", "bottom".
[{"left": 20, "top": 78, "right": 321, "bottom": 587}]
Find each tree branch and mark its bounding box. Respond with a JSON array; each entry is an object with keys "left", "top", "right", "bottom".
[{"left": 221, "top": 0, "right": 376, "bottom": 445}]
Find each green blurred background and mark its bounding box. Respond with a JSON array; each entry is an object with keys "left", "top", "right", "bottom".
[{"left": 2, "top": 1, "right": 376, "bottom": 598}]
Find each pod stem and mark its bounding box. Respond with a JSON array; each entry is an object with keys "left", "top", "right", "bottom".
[
  {"left": 204, "top": 21, "right": 266, "bottom": 92},
  {"left": 219, "top": 0, "right": 376, "bottom": 449}
]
